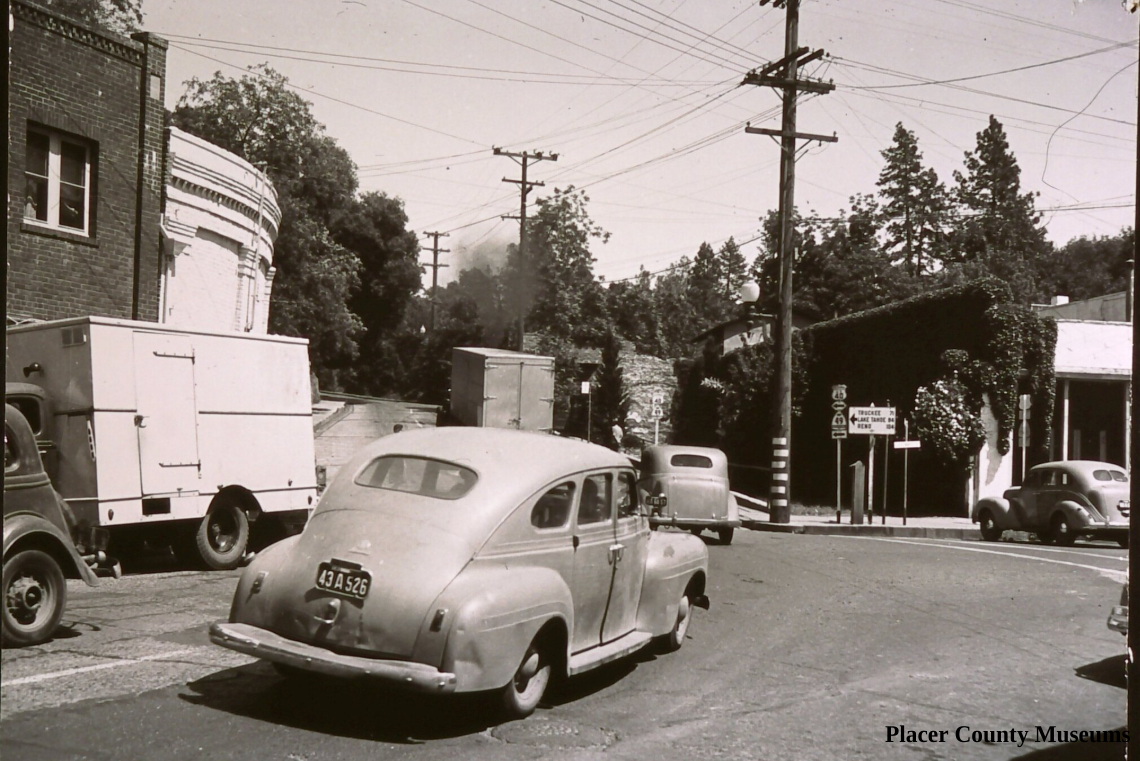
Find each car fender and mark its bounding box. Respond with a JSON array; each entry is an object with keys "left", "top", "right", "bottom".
[
  {"left": 972, "top": 497, "right": 1014, "bottom": 529},
  {"left": 4, "top": 512, "right": 98, "bottom": 586},
  {"left": 227, "top": 534, "right": 302, "bottom": 622},
  {"left": 637, "top": 532, "right": 708, "bottom": 637},
  {"left": 424, "top": 564, "right": 572, "bottom": 693},
  {"left": 1052, "top": 500, "right": 1096, "bottom": 530}
]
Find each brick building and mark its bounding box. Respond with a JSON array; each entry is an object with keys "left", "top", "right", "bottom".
[{"left": 8, "top": 0, "right": 167, "bottom": 323}]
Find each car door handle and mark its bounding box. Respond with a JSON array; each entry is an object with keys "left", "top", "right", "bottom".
[{"left": 608, "top": 543, "right": 624, "bottom": 564}]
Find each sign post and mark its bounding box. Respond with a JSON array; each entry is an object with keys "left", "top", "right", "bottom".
[
  {"left": 831, "top": 385, "right": 847, "bottom": 523},
  {"left": 582, "top": 381, "right": 592, "bottom": 443},
  {"left": 882, "top": 400, "right": 891, "bottom": 525},
  {"left": 848, "top": 405, "right": 897, "bottom": 525},
  {"left": 892, "top": 419, "right": 921, "bottom": 526},
  {"left": 651, "top": 392, "right": 665, "bottom": 445}
]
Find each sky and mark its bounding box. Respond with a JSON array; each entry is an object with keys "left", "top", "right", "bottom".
[{"left": 143, "top": 0, "right": 1139, "bottom": 287}]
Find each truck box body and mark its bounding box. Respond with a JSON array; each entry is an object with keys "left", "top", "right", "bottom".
[
  {"left": 6, "top": 317, "right": 317, "bottom": 534},
  {"left": 450, "top": 348, "right": 554, "bottom": 431}
]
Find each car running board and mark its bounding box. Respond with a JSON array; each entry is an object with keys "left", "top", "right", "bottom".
[{"left": 567, "top": 631, "right": 653, "bottom": 676}]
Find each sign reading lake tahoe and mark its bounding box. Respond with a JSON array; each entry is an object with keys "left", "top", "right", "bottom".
[{"left": 848, "top": 406, "right": 896, "bottom": 436}]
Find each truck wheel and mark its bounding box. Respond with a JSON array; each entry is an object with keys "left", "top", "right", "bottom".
[
  {"left": 978, "top": 510, "right": 1002, "bottom": 542},
  {"left": 718, "top": 528, "right": 734, "bottom": 545},
  {"left": 3, "top": 549, "right": 67, "bottom": 647},
  {"left": 500, "top": 638, "right": 552, "bottom": 719},
  {"left": 195, "top": 500, "right": 250, "bottom": 570}
]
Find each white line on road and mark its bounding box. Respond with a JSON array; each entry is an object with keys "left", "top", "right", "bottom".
[
  {"left": 921, "top": 539, "right": 1127, "bottom": 562},
  {"left": 2, "top": 648, "right": 197, "bottom": 687},
  {"left": 833, "top": 536, "right": 1128, "bottom": 581}
]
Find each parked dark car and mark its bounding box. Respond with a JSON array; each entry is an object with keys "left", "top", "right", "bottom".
[
  {"left": 3, "top": 404, "right": 102, "bottom": 646},
  {"left": 1108, "top": 584, "right": 1128, "bottom": 635},
  {"left": 972, "top": 460, "right": 1130, "bottom": 546}
]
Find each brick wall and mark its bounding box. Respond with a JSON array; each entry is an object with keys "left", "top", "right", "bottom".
[{"left": 7, "top": 1, "right": 167, "bottom": 322}]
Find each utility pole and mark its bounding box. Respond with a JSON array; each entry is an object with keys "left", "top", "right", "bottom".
[
  {"left": 744, "top": 0, "right": 836, "bottom": 524},
  {"left": 421, "top": 231, "right": 449, "bottom": 332},
  {"left": 494, "top": 147, "right": 558, "bottom": 351},
  {"left": 1127, "top": 0, "right": 1139, "bottom": 750}
]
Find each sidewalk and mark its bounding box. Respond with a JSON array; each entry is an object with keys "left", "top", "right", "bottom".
[{"left": 733, "top": 493, "right": 980, "bottom": 540}]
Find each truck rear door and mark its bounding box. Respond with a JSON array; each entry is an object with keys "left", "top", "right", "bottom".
[{"left": 134, "top": 333, "right": 201, "bottom": 494}]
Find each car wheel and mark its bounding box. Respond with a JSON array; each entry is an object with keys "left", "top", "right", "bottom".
[
  {"left": 1052, "top": 513, "right": 1077, "bottom": 546},
  {"left": 658, "top": 593, "right": 692, "bottom": 654},
  {"left": 195, "top": 500, "right": 250, "bottom": 570},
  {"left": 978, "top": 510, "right": 1002, "bottom": 542},
  {"left": 2, "top": 549, "right": 67, "bottom": 647},
  {"left": 718, "top": 528, "right": 734, "bottom": 545},
  {"left": 500, "top": 638, "right": 552, "bottom": 720},
  {"left": 1117, "top": 536, "right": 1129, "bottom": 549}
]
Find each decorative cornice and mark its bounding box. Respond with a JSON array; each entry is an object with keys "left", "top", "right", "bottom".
[
  {"left": 12, "top": 0, "right": 144, "bottom": 65},
  {"left": 170, "top": 175, "right": 280, "bottom": 240}
]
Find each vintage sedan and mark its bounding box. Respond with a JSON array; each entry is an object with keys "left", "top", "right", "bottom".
[
  {"left": 210, "top": 427, "right": 709, "bottom": 718},
  {"left": 972, "top": 460, "right": 1130, "bottom": 546},
  {"left": 638, "top": 445, "right": 740, "bottom": 544}
]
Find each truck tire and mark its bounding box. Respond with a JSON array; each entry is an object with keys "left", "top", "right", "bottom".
[
  {"left": 195, "top": 500, "right": 250, "bottom": 570},
  {"left": 3, "top": 549, "right": 67, "bottom": 647}
]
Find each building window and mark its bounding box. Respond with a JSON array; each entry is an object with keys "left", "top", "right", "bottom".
[{"left": 25, "top": 127, "right": 93, "bottom": 235}]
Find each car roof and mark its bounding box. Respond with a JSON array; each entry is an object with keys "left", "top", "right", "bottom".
[{"left": 1031, "top": 460, "right": 1127, "bottom": 473}]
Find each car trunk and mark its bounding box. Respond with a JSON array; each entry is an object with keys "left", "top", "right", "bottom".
[
  {"left": 1092, "top": 482, "right": 1131, "bottom": 523},
  {"left": 255, "top": 507, "right": 476, "bottom": 660},
  {"left": 651, "top": 474, "right": 729, "bottom": 522}
]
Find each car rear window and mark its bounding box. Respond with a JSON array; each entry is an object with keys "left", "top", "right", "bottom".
[
  {"left": 354, "top": 456, "right": 477, "bottom": 500},
  {"left": 670, "top": 454, "right": 713, "bottom": 469},
  {"left": 1093, "top": 469, "right": 1128, "bottom": 483}
]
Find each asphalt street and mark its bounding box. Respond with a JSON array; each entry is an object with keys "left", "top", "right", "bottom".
[{"left": 0, "top": 531, "right": 1128, "bottom": 761}]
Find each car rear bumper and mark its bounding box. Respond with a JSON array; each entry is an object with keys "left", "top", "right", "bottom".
[
  {"left": 649, "top": 517, "right": 741, "bottom": 529},
  {"left": 209, "top": 621, "right": 457, "bottom": 693}
]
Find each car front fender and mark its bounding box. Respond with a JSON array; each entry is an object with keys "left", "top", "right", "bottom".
[
  {"left": 638, "top": 532, "right": 708, "bottom": 637},
  {"left": 4, "top": 513, "right": 98, "bottom": 586},
  {"left": 972, "top": 497, "right": 1014, "bottom": 528},
  {"left": 423, "top": 564, "right": 572, "bottom": 693}
]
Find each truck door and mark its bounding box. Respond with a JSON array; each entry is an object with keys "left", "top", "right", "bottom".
[
  {"left": 519, "top": 362, "right": 554, "bottom": 432},
  {"left": 134, "top": 333, "right": 201, "bottom": 495},
  {"left": 483, "top": 360, "right": 522, "bottom": 428}
]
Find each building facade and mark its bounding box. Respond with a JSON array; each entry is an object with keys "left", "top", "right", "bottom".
[
  {"left": 8, "top": 0, "right": 167, "bottom": 323},
  {"left": 161, "top": 127, "right": 280, "bottom": 334}
]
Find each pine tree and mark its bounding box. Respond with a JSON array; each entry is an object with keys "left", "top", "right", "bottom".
[
  {"left": 716, "top": 237, "right": 749, "bottom": 300},
  {"left": 877, "top": 123, "right": 950, "bottom": 275},
  {"left": 591, "top": 331, "right": 628, "bottom": 449}
]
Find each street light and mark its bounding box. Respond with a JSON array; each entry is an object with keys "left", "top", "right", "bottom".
[{"left": 740, "top": 280, "right": 760, "bottom": 306}]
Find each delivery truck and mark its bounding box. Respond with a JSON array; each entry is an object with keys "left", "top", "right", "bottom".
[
  {"left": 5, "top": 317, "right": 318, "bottom": 570},
  {"left": 450, "top": 347, "right": 555, "bottom": 431}
]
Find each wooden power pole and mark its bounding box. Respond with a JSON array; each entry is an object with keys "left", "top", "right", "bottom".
[
  {"left": 744, "top": 0, "right": 836, "bottom": 524},
  {"left": 494, "top": 147, "right": 558, "bottom": 351},
  {"left": 421, "top": 231, "right": 449, "bottom": 331}
]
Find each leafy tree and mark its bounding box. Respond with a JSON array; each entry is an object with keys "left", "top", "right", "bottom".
[
  {"left": 654, "top": 261, "right": 703, "bottom": 359},
  {"left": 45, "top": 0, "right": 142, "bottom": 34},
  {"left": 949, "top": 116, "right": 1048, "bottom": 303},
  {"left": 605, "top": 270, "right": 660, "bottom": 356},
  {"left": 1036, "top": 228, "right": 1135, "bottom": 302},
  {"left": 877, "top": 123, "right": 950, "bottom": 275}
]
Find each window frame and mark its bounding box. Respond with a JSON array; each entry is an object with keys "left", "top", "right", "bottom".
[{"left": 24, "top": 126, "right": 94, "bottom": 236}]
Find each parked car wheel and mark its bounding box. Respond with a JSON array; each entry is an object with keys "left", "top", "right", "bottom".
[
  {"left": 657, "top": 592, "right": 692, "bottom": 653},
  {"left": 718, "top": 528, "right": 734, "bottom": 545},
  {"left": 196, "top": 500, "right": 250, "bottom": 570},
  {"left": 2, "top": 549, "right": 67, "bottom": 647},
  {"left": 500, "top": 637, "right": 552, "bottom": 719},
  {"left": 978, "top": 510, "right": 1002, "bottom": 542},
  {"left": 1051, "top": 513, "right": 1077, "bottom": 546},
  {"left": 1117, "top": 536, "right": 1130, "bottom": 549}
]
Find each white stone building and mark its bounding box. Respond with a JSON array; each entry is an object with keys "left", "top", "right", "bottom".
[{"left": 159, "top": 126, "right": 280, "bottom": 334}]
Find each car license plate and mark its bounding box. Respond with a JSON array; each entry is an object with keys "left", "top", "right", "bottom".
[
  {"left": 315, "top": 562, "right": 372, "bottom": 600},
  {"left": 646, "top": 495, "right": 668, "bottom": 508}
]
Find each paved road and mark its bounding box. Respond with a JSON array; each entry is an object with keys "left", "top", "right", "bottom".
[{"left": 1, "top": 532, "right": 1127, "bottom": 760}]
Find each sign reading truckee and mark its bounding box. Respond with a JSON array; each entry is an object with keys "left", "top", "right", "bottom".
[{"left": 848, "top": 406, "right": 896, "bottom": 436}]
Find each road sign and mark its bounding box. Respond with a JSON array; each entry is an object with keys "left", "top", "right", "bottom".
[
  {"left": 650, "top": 405, "right": 664, "bottom": 420},
  {"left": 848, "top": 406, "right": 896, "bottom": 436},
  {"left": 893, "top": 440, "right": 921, "bottom": 450},
  {"left": 831, "top": 429, "right": 847, "bottom": 440},
  {"left": 651, "top": 392, "right": 665, "bottom": 405},
  {"left": 831, "top": 384, "right": 847, "bottom": 402},
  {"left": 831, "top": 400, "right": 847, "bottom": 411},
  {"left": 831, "top": 412, "right": 847, "bottom": 428},
  {"left": 581, "top": 381, "right": 591, "bottom": 394}
]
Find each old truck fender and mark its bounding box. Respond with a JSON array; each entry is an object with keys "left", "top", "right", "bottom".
[
  {"left": 4, "top": 513, "right": 99, "bottom": 586},
  {"left": 971, "top": 497, "right": 1014, "bottom": 529},
  {"left": 421, "top": 564, "right": 573, "bottom": 694},
  {"left": 637, "top": 532, "right": 709, "bottom": 638}
]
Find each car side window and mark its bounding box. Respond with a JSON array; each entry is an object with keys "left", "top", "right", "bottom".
[
  {"left": 616, "top": 471, "right": 638, "bottom": 519},
  {"left": 1039, "top": 470, "right": 1057, "bottom": 487},
  {"left": 532, "top": 482, "right": 575, "bottom": 530},
  {"left": 578, "top": 473, "right": 612, "bottom": 525}
]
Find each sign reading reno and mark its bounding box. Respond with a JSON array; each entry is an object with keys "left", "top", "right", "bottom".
[{"left": 848, "top": 406, "right": 896, "bottom": 436}]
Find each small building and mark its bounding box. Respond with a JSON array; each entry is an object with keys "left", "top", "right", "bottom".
[{"left": 693, "top": 311, "right": 816, "bottom": 357}]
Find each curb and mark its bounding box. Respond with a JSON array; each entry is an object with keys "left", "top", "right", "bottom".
[{"left": 741, "top": 520, "right": 980, "bottom": 540}]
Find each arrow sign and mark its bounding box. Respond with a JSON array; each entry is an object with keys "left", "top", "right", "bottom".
[{"left": 848, "top": 406, "right": 896, "bottom": 435}]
